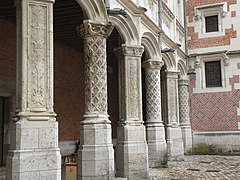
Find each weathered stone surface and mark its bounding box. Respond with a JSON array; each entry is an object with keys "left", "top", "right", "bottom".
[{"left": 76, "top": 20, "right": 115, "bottom": 179}]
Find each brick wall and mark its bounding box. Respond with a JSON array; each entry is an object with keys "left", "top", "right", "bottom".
[
  {"left": 186, "top": 0, "right": 237, "bottom": 49},
  {"left": 189, "top": 73, "right": 240, "bottom": 131},
  {"left": 0, "top": 18, "right": 16, "bottom": 77},
  {"left": 54, "top": 42, "right": 84, "bottom": 141}
]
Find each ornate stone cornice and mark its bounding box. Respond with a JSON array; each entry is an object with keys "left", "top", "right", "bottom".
[
  {"left": 143, "top": 59, "right": 164, "bottom": 70},
  {"left": 162, "top": 2, "right": 175, "bottom": 20},
  {"left": 176, "top": 19, "right": 185, "bottom": 35},
  {"left": 76, "top": 20, "right": 113, "bottom": 38}
]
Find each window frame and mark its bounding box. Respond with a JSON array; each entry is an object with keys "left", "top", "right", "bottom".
[
  {"left": 205, "top": 15, "right": 219, "bottom": 33},
  {"left": 192, "top": 54, "right": 231, "bottom": 93},
  {"left": 194, "top": 3, "right": 227, "bottom": 38},
  {"left": 205, "top": 60, "right": 222, "bottom": 88}
]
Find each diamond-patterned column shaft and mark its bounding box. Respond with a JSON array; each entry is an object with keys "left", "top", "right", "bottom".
[
  {"left": 178, "top": 79, "right": 191, "bottom": 125},
  {"left": 143, "top": 59, "right": 167, "bottom": 168},
  {"left": 143, "top": 60, "right": 164, "bottom": 124},
  {"left": 77, "top": 20, "right": 114, "bottom": 117}
]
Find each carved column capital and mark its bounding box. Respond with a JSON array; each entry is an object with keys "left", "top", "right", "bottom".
[
  {"left": 76, "top": 20, "right": 114, "bottom": 39},
  {"left": 165, "top": 70, "right": 180, "bottom": 79},
  {"left": 115, "top": 44, "right": 144, "bottom": 58},
  {"left": 178, "top": 79, "right": 189, "bottom": 86},
  {"left": 143, "top": 59, "right": 164, "bottom": 70}
]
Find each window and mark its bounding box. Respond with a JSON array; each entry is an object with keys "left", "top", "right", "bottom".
[
  {"left": 205, "top": 15, "right": 219, "bottom": 33},
  {"left": 205, "top": 61, "right": 222, "bottom": 87}
]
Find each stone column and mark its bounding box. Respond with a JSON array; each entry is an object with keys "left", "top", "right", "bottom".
[
  {"left": 7, "top": 0, "right": 61, "bottom": 179},
  {"left": 114, "top": 45, "right": 149, "bottom": 179},
  {"left": 165, "top": 70, "right": 184, "bottom": 160},
  {"left": 76, "top": 20, "right": 115, "bottom": 179},
  {"left": 143, "top": 59, "right": 167, "bottom": 168},
  {"left": 178, "top": 79, "right": 193, "bottom": 153}
]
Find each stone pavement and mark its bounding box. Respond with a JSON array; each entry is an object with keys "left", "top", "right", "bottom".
[
  {"left": 149, "top": 155, "right": 240, "bottom": 180},
  {"left": 1, "top": 155, "right": 239, "bottom": 179}
]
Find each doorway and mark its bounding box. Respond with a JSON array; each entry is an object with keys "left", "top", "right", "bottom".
[{"left": 0, "top": 97, "right": 9, "bottom": 166}]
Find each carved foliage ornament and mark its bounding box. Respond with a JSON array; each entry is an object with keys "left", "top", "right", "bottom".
[
  {"left": 122, "top": 45, "right": 144, "bottom": 57},
  {"left": 143, "top": 60, "right": 164, "bottom": 70},
  {"left": 76, "top": 21, "right": 113, "bottom": 39},
  {"left": 29, "top": 4, "right": 47, "bottom": 109}
]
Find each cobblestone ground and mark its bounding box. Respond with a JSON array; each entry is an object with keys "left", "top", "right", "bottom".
[{"left": 149, "top": 155, "right": 240, "bottom": 180}]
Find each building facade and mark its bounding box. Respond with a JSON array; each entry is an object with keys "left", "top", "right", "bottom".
[
  {"left": 186, "top": 0, "right": 240, "bottom": 153},
  {"left": 2, "top": 0, "right": 239, "bottom": 179}
]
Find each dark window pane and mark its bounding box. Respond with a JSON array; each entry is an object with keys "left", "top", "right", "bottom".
[
  {"left": 205, "top": 61, "right": 222, "bottom": 87},
  {"left": 205, "top": 15, "right": 218, "bottom": 33}
]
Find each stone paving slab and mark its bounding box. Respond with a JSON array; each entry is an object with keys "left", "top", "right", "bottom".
[{"left": 149, "top": 155, "right": 240, "bottom": 180}]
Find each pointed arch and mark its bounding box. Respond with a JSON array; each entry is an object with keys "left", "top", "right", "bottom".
[
  {"left": 76, "top": 0, "right": 108, "bottom": 22},
  {"left": 141, "top": 32, "right": 161, "bottom": 60},
  {"left": 109, "top": 15, "right": 140, "bottom": 45}
]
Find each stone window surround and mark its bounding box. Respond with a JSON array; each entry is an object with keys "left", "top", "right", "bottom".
[
  {"left": 193, "top": 53, "right": 231, "bottom": 93},
  {"left": 194, "top": 3, "right": 227, "bottom": 38}
]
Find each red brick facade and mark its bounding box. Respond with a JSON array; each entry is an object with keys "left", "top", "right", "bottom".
[
  {"left": 0, "top": 18, "right": 16, "bottom": 77},
  {"left": 189, "top": 73, "right": 240, "bottom": 131},
  {"left": 187, "top": 0, "right": 237, "bottom": 49}
]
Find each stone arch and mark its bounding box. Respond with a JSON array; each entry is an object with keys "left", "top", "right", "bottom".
[
  {"left": 177, "top": 59, "right": 188, "bottom": 79},
  {"left": 162, "top": 52, "right": 175, "bottom": 70},
  {"left": 76, "top": 0, "right": 108, "bottom": 22},
  {"left": 141, "top": 32, "right": 161, "bottom": 60},
  {"left": 109, "top": 15, "right": 140, "bottom": 45}
]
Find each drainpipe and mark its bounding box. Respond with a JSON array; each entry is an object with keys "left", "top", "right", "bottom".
[
  {"left": 183, "top": 0, "right": 188, "bottom": 55},
  {"left": 158, "top": 0, "right": 163, "bottom": 49}
]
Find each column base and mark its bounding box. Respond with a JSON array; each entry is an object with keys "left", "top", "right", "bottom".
[
  {"left": 78, "top": 122, "right": 114, "bottom": 180},
  {"left": 116, "top": 125, "right": 149, "bottom": 179},
  {"left": 181, "top": 125, "right": 193, "bottom": 154},
  {"left": 166, "top": 126, "right": 184, "bottom": 160},
  {"left": 146, "top": 125, "right": 167, "bottom": 168},
  {"left": 7, "top": 149, "right": 61, "bottom": 180},
  {"left": 6, "top": 120, "right": 61, "bottom": 180}
]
